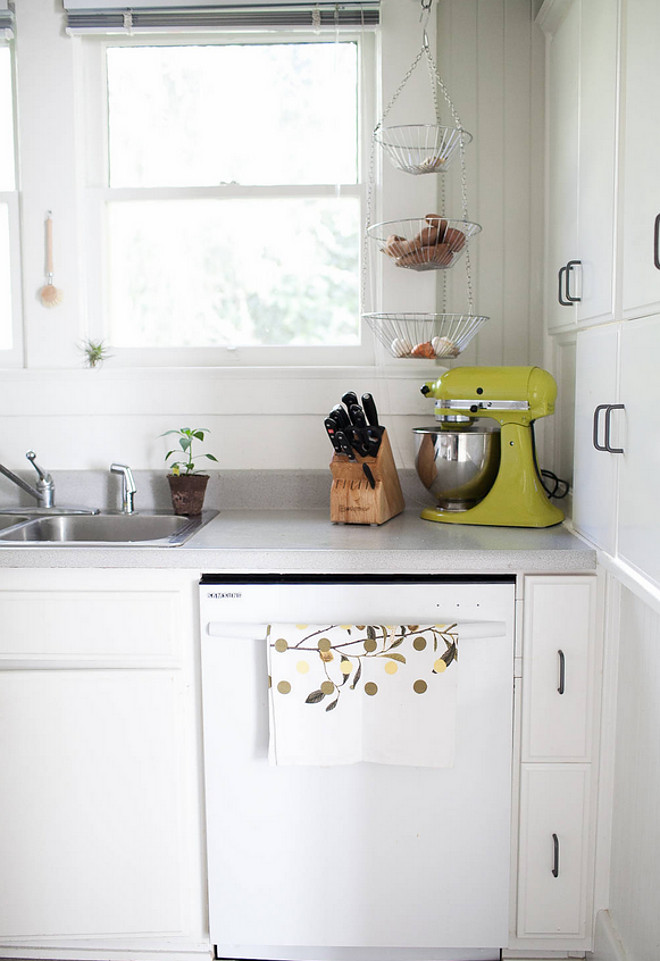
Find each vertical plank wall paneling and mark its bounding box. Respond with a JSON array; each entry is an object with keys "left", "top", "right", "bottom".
[
  {"left": 608, "top": 588, "right": 660, "bottom": 961},
  {"left": 436, "top": 0, "right": 543, "bottom": 369}
]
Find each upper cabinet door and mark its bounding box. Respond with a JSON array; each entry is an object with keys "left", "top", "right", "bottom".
[
  {"left": 545, "top": 0, "right": 580, "bottom": 333},
  {"left": 543, "top": 0, "right": 618, "bottom": 332},
  {"left": 621, "top": 0, "right": 660, "bottom": 319},
  {"left": 576, "top": 0, "right": 618, "bottom": 327}
]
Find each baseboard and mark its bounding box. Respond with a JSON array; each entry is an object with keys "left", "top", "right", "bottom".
[
  {"left": 589, "top": 910, "right": 628, "bottom": 961},
  {"left": 0, "top": 936, "right": 213, "bottom": 961}
]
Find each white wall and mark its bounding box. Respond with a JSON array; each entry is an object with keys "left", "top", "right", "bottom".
[{"left": 0, "top": 0, "right": 545, "bottom": 474}]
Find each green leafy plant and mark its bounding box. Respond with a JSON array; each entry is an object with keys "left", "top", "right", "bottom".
[
  {"left": 160, "top": 427, "right": 218, "bottom": 476},
  {"left": 80, "top": 338, "right": 112, "bottom": 368}
]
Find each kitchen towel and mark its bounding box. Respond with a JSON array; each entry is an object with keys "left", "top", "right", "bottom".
[{"left": 267, "top": 622, "right": 472, "bottom": 767}]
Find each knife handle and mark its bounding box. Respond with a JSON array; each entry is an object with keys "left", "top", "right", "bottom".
[
  {"left": 349, "top": 403, "right": 367, "bottom": 428},
  {"left": 330, "top": 404, "right": 351, "bottom": 429},
  {"left": 365, "top": 426, "right": 383, "bottom": 456},
  {"left": 362, "top": 393, "right": 379, "bottom": 427},
  {"left": 342, "top": 390, "right": 359, "bottom": 410},
  {"left": 324, "top": 418, "right": 343, "bottom": 453},
  {"left": 349, "top": 428, "right": 370, "bottom": 458},
  {"left": 334, "top": 429, "right": 356, "bottom": 460}
]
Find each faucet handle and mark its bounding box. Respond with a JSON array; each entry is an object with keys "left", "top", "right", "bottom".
[
  {"left": 26, "top": 450, "right": 52, "bottom": 484},
  {"left": 26, "top": 450, "right": 55, "bottom": 507}
]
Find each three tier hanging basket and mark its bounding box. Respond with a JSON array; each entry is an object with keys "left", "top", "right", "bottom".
[{"left": 362, "top": 2, "right": 488, "bottom": 360}]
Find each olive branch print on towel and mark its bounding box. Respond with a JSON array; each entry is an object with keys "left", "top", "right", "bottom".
[{"left": 268, "top": 624, "right": 458, "bottom": 712}]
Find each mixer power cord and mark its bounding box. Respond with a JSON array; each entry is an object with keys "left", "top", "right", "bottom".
[{"left": 540, "top": 469, "right": 570, "bottom": 500}]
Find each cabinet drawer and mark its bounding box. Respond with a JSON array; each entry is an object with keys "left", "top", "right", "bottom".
[
  {"left": 0, "top": 590, "right": 179, "bottom": 662},
  {"left": 517, "top": 764, "right": 591, "bottom": 939},
  {"left": 522, "top": 576, "right": 597, "bottom": 761}
]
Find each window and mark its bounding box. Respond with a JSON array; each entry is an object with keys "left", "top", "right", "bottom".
[
  {"left": 0, "top": 42, "right": 19, "bottom": 357},
  {"left": 84, "top": 34, "right": 374, "bottom": 364}
]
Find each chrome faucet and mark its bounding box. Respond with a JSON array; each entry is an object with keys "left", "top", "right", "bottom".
[
  {"left": 0, "top": 450, "right": 55, "bottom": 508},
  {"left": 110, "top": 463, "right": 136, "bottom": 514}
]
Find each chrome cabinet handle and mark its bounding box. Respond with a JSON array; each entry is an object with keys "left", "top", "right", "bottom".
[
  {"left": 557, "top": 649, "right": 566, "bottom": 695},
  {"left": 592, "top": 403, "right": 625, "bottom": 454},
  {"left": 557, "top": 260, "right": 582, "bottom": 305},
  {"left": 565, "top": 260, "right": 582, "bottom": 302},
  {"left": 558, "top": 265, "right": 570, "bottom": 305},
  {"left": 605, "top": 404, "right": 625, "bottom": 454},
  {"left": 552, "top": 833, "right": 560, "bottom": 878},
  {"left": 654, "top": 213, "right": 660, "bottom": 270},
  {"left": 592, "top": 404, "right": 610, "bottom": 451}
]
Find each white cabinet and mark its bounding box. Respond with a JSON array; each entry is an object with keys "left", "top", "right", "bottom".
[
  {"left": 542, "top": 0, "right": 618, "bottom": 332},
  {"left": 617, "top": 316, "right": 660, "bottom": 584},
  {"left": 621, "top": 0, "right": 660, "bottom": 319},
  {"left": 522, "top": 575, "right": 597, "bottom": 762},
  {"left": 573, "top": 316, "right": 660, "bottom": 590},
  {"left": 517, "top": 765, "right": 591, "bottom": 938},
  {"left": 515, "top": 575, "right": 599, "bottom": 950},
  {"left": 0, "top": 570, "right": 205, "bottom": 953},
  {"left": 545, "top": 0, "right": 579, "bottom": 333},
  {"left": 572, "top": 323, "right": 621, "bottom": 553}
]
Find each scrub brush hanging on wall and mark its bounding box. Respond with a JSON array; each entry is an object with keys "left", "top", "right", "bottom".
[
  {"left": 363, "top": 0, "right": 488, "bottom": 361},
  {"left": 38, "top": 210, "right": 63, "bottom": 308}
]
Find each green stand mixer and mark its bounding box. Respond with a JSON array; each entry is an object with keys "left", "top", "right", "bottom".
[{"left": 414, "top": 366, "right": 565, "bottom": 528}]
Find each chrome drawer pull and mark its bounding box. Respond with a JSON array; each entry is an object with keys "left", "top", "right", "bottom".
[
  {"left": 552, "top": 833, "right": 560, "bottom": 878},
  {"left": 557, "top": 649, "right": 566, "bottom": 695}
]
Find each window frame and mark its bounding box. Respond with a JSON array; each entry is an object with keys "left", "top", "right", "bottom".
[
  {"left": 80, "top": 28, "right": 379, "bottom": 368},
  {"left": 0, "top": 40, "right": 24, "bottom": 367}
]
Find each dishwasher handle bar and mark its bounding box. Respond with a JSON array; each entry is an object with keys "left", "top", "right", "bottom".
[{"left": 205, "top": 620, "right": 506, "bottom": 640}]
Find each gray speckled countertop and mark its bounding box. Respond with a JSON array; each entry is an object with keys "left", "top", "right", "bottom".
[{"left": 0, "top": 508, "right": 595, "bottom": 573}]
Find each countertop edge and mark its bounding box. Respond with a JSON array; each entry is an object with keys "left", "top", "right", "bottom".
[{"left": 0, "top": 510, "right": 597, "bottom": 573}]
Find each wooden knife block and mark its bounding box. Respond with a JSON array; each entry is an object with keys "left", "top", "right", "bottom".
[{"left": 330, "top": 429, "right": 405, "bottom": 525}]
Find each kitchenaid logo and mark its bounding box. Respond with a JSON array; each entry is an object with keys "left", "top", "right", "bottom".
[{"left": 206, "top": 591, "right": 243, "bottom": 599}]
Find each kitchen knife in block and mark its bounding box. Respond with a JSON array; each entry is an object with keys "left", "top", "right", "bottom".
[{"left": 329, "top": 429, "right": 405, "bottom": 525}]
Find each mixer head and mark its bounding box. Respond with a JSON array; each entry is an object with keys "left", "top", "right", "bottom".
[{"left": 421, "top": 366, "right": 558, "bottom": 426}]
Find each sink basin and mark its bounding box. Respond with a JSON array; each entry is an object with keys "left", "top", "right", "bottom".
[
  {"left": 0, "top": 510, "right": 217, "bottom": 546},
  {"left": 0, "top": 514, "right": 30, "bottom": 531}
]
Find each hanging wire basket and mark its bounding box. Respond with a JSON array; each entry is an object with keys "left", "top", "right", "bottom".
[
  {"left": 368, "top": 216, "right": 481, "bottom": 271},
  {"left": 361, "top": 0, "right": 485, "bottom": 359},
  {"left": 364, "top": 312, "right": 488, "bottom": 360},
  {"left": 374, "top": 124, "right": 472, "bottom": 175}
]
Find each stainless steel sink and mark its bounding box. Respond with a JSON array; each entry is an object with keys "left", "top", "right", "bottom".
[
  {"left": 0, "top": 510, "right": 217, "bottom": 546},
  {"left": 0, "top": 514, "right": 30, "bottom": 531}
]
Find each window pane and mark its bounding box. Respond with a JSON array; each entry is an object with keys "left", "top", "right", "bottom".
[
  {"left": 107, "top": 43, "right": 358, "bottom": 187},
  {"left": 0, "top": 47, "right": 14, "bottom": 190},
  {"left": 0, "top": 203, "right": 12, "bottom": 348},
  {"left": 107, "top": 198, "right": 360, "bottom": 347}
]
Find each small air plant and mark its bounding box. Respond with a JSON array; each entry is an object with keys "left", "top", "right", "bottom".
[{"left": 80, "top": 338, "right": 112, "bottom": 369}]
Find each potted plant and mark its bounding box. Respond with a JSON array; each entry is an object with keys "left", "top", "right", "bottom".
[{"left": 160, "top": 427, "right": 218, "bottom": 515}]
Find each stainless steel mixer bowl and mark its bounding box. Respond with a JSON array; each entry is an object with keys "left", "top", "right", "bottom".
[{"left": 413, "top": 422, "right": 501, "bottom": 511}]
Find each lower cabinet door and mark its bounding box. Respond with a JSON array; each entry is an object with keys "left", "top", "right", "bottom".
[
  {"left": 0, "top": 668, "right": 187, "bottom": 939},
  {"left": 517, "top": 764, "right": 591, "bottom": 940}
]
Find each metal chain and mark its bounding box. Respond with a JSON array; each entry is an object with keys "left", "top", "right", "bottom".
[{"left": 364, "top": 0, "right": 476, "bottom": 318}]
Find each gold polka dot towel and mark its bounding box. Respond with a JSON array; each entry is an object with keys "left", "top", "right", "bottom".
[{"left": 267, "top": 623, "right": 459, "bottom": 767}]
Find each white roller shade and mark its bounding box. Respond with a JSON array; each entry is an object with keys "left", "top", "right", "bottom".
[{"left": 64, "top": 2, "right": 379, "bottom": 34}]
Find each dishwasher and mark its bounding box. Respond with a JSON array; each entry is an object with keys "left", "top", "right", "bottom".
[{"left": 199, "top": 574, "right": 516, "bottom": 961}]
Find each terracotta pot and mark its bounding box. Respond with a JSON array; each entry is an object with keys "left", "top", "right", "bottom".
[{"left": 167, "top": 473, "right": 209, "bottom": 516}]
